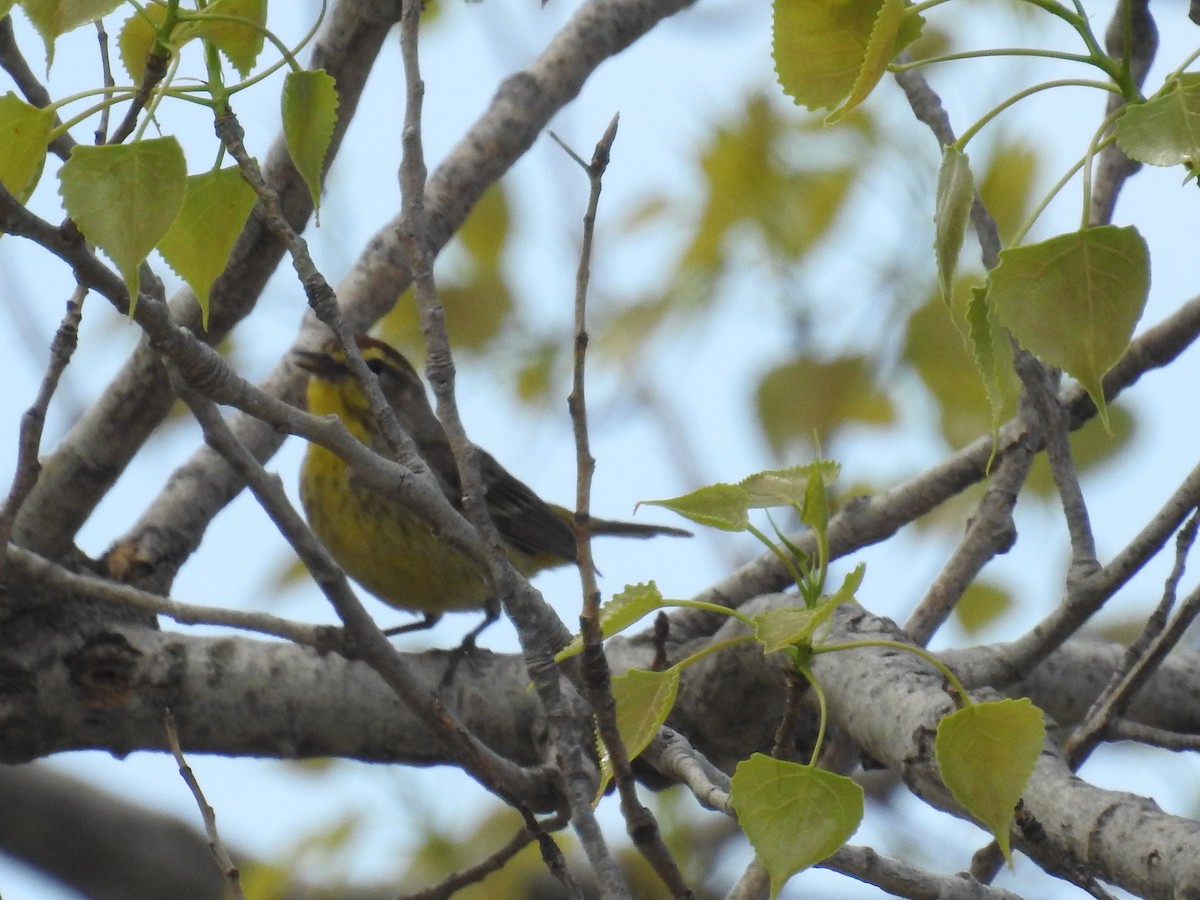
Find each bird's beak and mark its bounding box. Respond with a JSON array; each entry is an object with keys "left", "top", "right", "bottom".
[{"left": 292, "top": 348, "right": 343, "bottom": 377}]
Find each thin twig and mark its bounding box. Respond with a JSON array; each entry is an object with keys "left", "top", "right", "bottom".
[
  {"left": 558, "top": 118, "right": 693, "bottom": 899},
  {"left": 1013, "top": 348, "right": 1099, "bottom": 580},
  {"left": 107, "top": 32, "right": 171, "bottom": 145},
  {"left": 0, "top": 289, "right": 84, "bottom": 577},
  {"left": 1064, "top": 511, "right": 1200, "bottom": 766},
  {"left": 212, "top": 111, "right": 427, "bottom": 478},
  {"left": 1108, "top": 720, "right": 1200, "bottom": 751},
  {"left": 165, "top": 709, "right": 246, "bottom": 899},
  {"left": 905, "top": 436, "right": 1033, "bottom": 644},
  {"left": 399, "top": 813, "right": 575, "bottom": 900},
  {"left": 4, "top": 543, "right": 322, "bottom": 645},
  {"left": 969, "top": 460, "right": 1200, "bottom": 688},
  {"left": 394, "top": 3, "right": 622, "bottom": 894},
  {"left": 1089, "top": 0, "right": 1156, "bottom": 226},
  {"left": 94, "top": 19, "right": 114, "bottom": 145}
]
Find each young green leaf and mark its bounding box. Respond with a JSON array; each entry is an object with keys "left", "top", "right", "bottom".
[
  {"left": 599, "top": 667, "right": 680, "bottom": 795},
  {"left": 643, "top": 482, "right": 751, "bottom": 531},
  {"left": 0, "top": 93, "right": 54, "bottom": 203},
  {"left": 756, "top": 356, "right": 894, "bottom": 454},
  {"left": 1114, "top": 74, "right": 1200, "bottom": 169},
  {"left": 934, "top": 147, "right": 974, "bottom": 306},
  {"left": 732, "top": 753, "right": 864, "bottom": 898},
  {"left": 753, "top": 564, "right": 863, "bottom": 653},
  {"left": 966, "top": 285, "right": 1005, "bottom": 440},
  {"left": 157, "top": 167, "right": 257, "bottom": 328},
  {"left": 936, "top": 698, "right": 1045, "bottom": 866},
  {"left": 829, "top": 0, "right": 924, "bottom": 122},
  {"left": 986, "top": 226, "right": 1149, "bottom": 431},
  {"left": 773, "top": 0, "right": 919, "bottom": 114},
  {"left": 175, "top": 0, "right": 267, "bottom": 77},
  {"left": 282, "top": 69, "right": 339, "bottom": 215},
  {"left": 59, "top": 137, "right": 187, "bottom": 315},
  {"left": 773, "top": 0, "right": 876, "bottom": 111},
  {"left": 555, "top": 582, "right": 665, "bottom": 661},
  {"left": 21, "top": 0, "right": 123, "bottom": 66},
  {"left": 117, "top": 3, "right": 166, "bottom": 84},
  {"left": 739, "top": 462, "right": 840, "bottom": 509}
]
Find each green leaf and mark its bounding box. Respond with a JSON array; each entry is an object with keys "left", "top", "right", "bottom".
[
  {"left": 643, "top": 483, "right": 751, "bottom": 532},
  {"left": 772, "top": 0, "right": 882, "bottom": 112},
  {"left": 904, "top": 281, "right": 1018, "bottom": 449},
  {"left": 987, "top": 226, "right": 1149, "bottom": 431},
  {"left": 685, "top": 95, "right": 855, "bottom": 270},
  {"left": 954, "top": 580, "right": 1013, "bottom": 635},
  {"left": 739, "top": 462, "right": 840, "bottom": 509},
  {"left": 600, "top": 667, "right": 680, "bottom": 794},
  {"left": 175, "top": 0, "right": 267, "bottom": 78},
  {"left": 157, "top": 166, "right": 257, "bottom": 328},
  {"left": 555, "top": 582, "right": 665, "bottom": 662},
  {"left": 21, "top": 0, "right": 123, "bottom": 66},
  {"left": 116, "top": 3, "right": 164, "bottom": 84},
  {"left": 756, "top": 356, "right": 894, "bottom": 455},
  {"left": 801, "top": 463, "right": 830, "bottom": 536},
  {"left": 934, "top": 147, "right": 974, "bottom": 306},
  {"left": 753, "top": 566, "right": 861, "bottom": 653},
  {"left": 732, "top": 753, "right": 864, "bottom": 898},
  {"left": 282, "top": 69, "right": 338, "bottom": 214},
  {"left": 936, "top": 698, "right": 1045, "bottom": 865},
  {"left": 1115, "top": 73, "right": 1200, "bottom": 168},
  {"left": 829, "top": 0, "right": 924, "bottom": 122},
  {"left": 762, "top": 569, "right": 863, "bottom": 652},
  {"left": 59, "top": 137, "right": 187, "bottom": 315},
  {"left": 0, "top": 92, "right": 54, "bottom": 203},
  {"left": 966, "top": 284, "right": 1006, "bottom": 440}
]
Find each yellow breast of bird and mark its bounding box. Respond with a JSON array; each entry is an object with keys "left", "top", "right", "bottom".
[{"left": 299, "top": 443, "right": 493, "bottom": 613}]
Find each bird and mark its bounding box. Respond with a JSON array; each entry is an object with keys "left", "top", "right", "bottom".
[{"left": 295, "top": 334, "right": 689, "bottom": 645}]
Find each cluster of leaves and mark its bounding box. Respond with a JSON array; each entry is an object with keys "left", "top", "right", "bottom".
[
  {"left": 0, "top": 0, "right": 338, "bottom": 323},
  {"left": 564, "top": 464, "right": 1046, "bottom": 897},
  {"left": 772, "top": 0, "right": 1197, "bottom": 441},
  {"left": 561, "top": 0, "right": 1200, "bottom": 891}
]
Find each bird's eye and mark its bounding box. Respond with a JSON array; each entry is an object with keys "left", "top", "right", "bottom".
[{"left": 366, "top": 357, "right": 387, "bottom": 375}]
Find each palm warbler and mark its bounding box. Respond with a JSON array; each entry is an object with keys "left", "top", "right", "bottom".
[{"left": 295, "top": 335, "right": 688, "bottom": 639}]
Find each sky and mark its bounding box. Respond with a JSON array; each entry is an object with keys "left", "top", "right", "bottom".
[{"left": 2, "top": 1, "right": 1199, "bottom": 898}]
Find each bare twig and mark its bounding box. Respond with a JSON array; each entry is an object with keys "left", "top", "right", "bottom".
[
  {"left": 969, "top": 460, "right": 1200, "bottom": 688},
  {"left": 164, "top": 709, "right": 245, "bottom": 900},
  {"left": 94, "top": 20, "right": 114, "bottom": 145},
  {"left": 1089, "top": 0, "right": 1156, "bottom": 226},
  {"left": 822, "top": 845, "right": 1025, "bottom": 900},
  {"left": 556, "top": 119, "right": 693, "bottom": 899},
  {"left": 0, "top": 290, "right": 84, "bottom": 576},
  {"left": 399, "top": 813, "right": 575, "bottom": 900},
  {"left": 905, "top": 435, "right": 1033, "bottom": 644},
  {"left": 1012, "top": 348, "right": 1099, "bottom": 580},
  {"left": 394, "top": 5, "right": 625, "bottom": 896},
  {"left": 4, "top": 543, "right": 322, "bottom": 645},
  {"left": 1064, "top": 511, "right": 1200, "bottom": 766},
  {"left": 642, "top": 728, "right": 732, "bottom": 815},
  {"left": 1108, "top": 720, "right": 1200, "bottom": 751}
]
